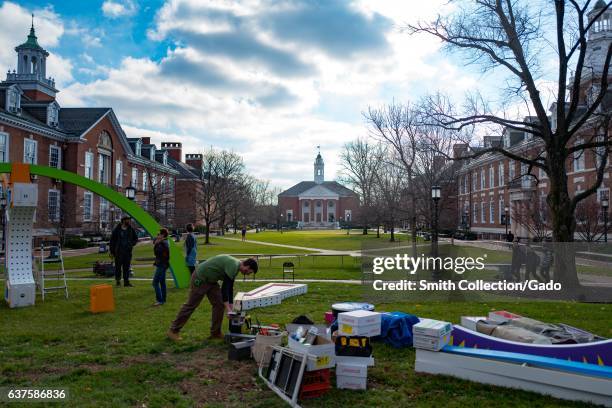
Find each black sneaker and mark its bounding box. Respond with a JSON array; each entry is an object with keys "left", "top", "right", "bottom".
[{"left": 124, "top": 283, "right": 134, "bottom": 287}]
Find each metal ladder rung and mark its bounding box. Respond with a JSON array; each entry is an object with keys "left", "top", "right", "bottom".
[
  {"left": 44, "top": 286, "right": 67, "bottom": 291},
  {"left": 42, "top": 272, "right": 65, "bottom": 277}
]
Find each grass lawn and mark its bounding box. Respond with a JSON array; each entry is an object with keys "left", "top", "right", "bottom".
[
  {"left": 1, "top": 280, "right": 609, "bottom": 408},
  {"left": 1, "top": 231, "right": 610, "bottom": 407},
  {"left": 238, "top": 229, "right": 417, "bottom": 251}
]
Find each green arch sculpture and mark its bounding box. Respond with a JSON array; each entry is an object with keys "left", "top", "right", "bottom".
[{"left": 0, "top": 163, "right": 190, "bottom": 288}]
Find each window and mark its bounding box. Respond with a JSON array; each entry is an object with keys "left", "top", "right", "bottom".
[
  {"left": 142, "top": 171, "right": 148, "bottom": 191},
  {"left": 508, "top": 160, "right": 515, "bottom": 180},
  {"left": 472, "top": 172, "right": 478, "bottom": 191},
  {"left": 160, "top": 176, "right": 166, "bottom": 193},
  {"left": 135, "top": 141, "right": 142, "bottom": 156},
  {"left": 168, "top": 177, "right": 174, "bottom": 194},
  {"left": 84, "top": 152, "right": 93, "bottom": 179},
  {"left": 6, "top": 86, "right": 20, "bottom": 113},
  {"left": 0, "top": 132, "right": 8, "bottom": 162},
  {"left": 463, "top": 175, "right": 468, "bottom": 194},
  {"left": 481, "top": 202, "right": 486, "bottom": 223},
  {"left": 480, "top": 168, "right": 486, "bottom": 190},
  {"left": 598, "top": 188, "right": 610, "bottom": 203},
  {"left": 521, "top": 162, "right": 531, "bottom": 188},
  {"left": 48, "top": 190, "right": 60, "bottom": 222},
  {"left": 473, "top": 203, "right": 478, "bottom": 223},
  {"left": 115, "top": 160, "right": 123, "bottom": 186},
  {"left": 23, "top": 139, "right": 37, "bottom": 164},
  {"left": 47, "top": 103, "right": 59, "bottom": 127},
  {"left": 100, "top": 198, "right": 109, "bottom": 222},
  {"left": 83, "top": 192, "right": 93, "bottom": 221},
  {"left": 131, "top": 168, "right": 138, "bottom": 187},
  {"left": 490, "top": 201, "right": 494, "bottom": 223},
  {"left": 316, "top": 201, "right": 321, "bottom": 207},
  {"left": 489, "top": 166, "right": 495, "bottom": 188},
  {"left": 152, "top": 173, "right": 158, "bottom": 189},
  {"left": 303, "top": 201, "right": 309, "bottom": 208},
  {"left": 98, "top": 154, "right": 110, "bottom": 184},
  {"left": 499, "top": 198, "right": 505, "bottom": 224},
  {"left": 49, "top": 145, "right": 61, "bottom": 168},
  {"left": 595, "top": 134, "right": 606, "bottom": 168},
  {"left": 163, "top": 151, "right": 168, "bottom": 166},
  {"left": 498, "top": 163, "right": 504, "bottom": 186},
  {"left": 574, "top": 138, "right": 585, "bottom": 171}
]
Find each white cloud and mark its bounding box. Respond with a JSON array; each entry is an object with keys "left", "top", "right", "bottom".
[
  {"left": 102, "top": 0, "right": 137, "bottom": 19},
  {"left": 58, "top": 0, "right": 478, "bottom": 189}
]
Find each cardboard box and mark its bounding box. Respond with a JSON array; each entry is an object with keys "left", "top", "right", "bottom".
[
  {"left": 336, "top": 375, "right": 367, "bottom": 390},
  {"left": 336, "top": 362, "right": 368, "bottom": 378},
  {"left": 339, "top": 322, "right": 380, "bottom": 337},
  {"left": 413, "top": 318, "right": 452, "bottom": 337},
  {"left": 413, "top": 331, "right": 451, "bottom": 351},
  {"left": 460, "top": 316, "right": 486, "bottom": 331},
  {"left": 338, "top": 310, "right": 381, "bottom": 327},
  {"left": 334, "top": 355, "right": 375, "bottom": 366},
  {"left": 288, "top": 335, "right": 335, "bottom": 371}
]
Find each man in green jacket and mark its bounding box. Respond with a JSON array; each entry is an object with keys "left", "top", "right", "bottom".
[{"left": 167, "top": 255, "right": 258, "bottom": 341}]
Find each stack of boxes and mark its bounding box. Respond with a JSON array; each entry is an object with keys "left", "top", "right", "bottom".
[
  {"left": 335, "top": 310, "right": 381, "bottom": 390},
  {"left": 412, "top": 318, "right": 453, "bottom": 351}
]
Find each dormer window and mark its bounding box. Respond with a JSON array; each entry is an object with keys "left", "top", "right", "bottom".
[
  {"left": 135, "top": 140, "right": 142, "bottom": 156},
  {"left": 6, "top": 86, "right": 21, "bottom": 114},
  {"left": 47, "top": 102, "right": 59, "bottom": 127},
  {"left": 150, "top": 147, "right": 155, "bottom": 161},
  {"left": 163, "top": 151, "right": 168, "bottom": 165}
]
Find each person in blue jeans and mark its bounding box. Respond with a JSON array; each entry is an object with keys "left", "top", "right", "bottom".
[
  {"left": 184, "top": 223, "right": 197, "bottom": 274},
  {"left": 152, "top": 228, "right": 170, "bottom": 306}
]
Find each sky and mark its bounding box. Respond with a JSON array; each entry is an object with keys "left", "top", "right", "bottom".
[{"left": 0, "top": 0, "right": 487, "bottom": 189}]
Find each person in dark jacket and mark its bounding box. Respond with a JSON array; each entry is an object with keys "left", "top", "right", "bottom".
[
  {"left": 184, "top": 223, "right": 197, "bottom": 275},
  {"left": 109, "top": 216, "right": 138, "bottom": 287},
  {"left": 539, "top": 239, "right": 554, "bottom": 282},
  {"left": 524, "top": 241, "right": 540, "bottom": 281},
  {"left": 510, "top": 238, "right": 524, "bottom": 282},
  {"left": 152, "top": 228, "right": 170, "bottom": 306}
]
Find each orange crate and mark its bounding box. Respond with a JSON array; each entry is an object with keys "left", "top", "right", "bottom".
[{"left": 90, "top": 284, "right": 115, "bottom": 313}]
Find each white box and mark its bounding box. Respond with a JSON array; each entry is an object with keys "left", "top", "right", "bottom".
[
  {"left": 413, "top": 318, "right": 452, "bottom": 337},
  {"left": 338, "top": 322, "right": 380, "bottom": 337},
  {"left": 334, "top": 355, "right": 375, "bottom": 366},
  {"left": 11, "top": 183, "right": 38, "bottom": 207},
  {"left": 337, "top": 375, "right": 367, "bottom": 390},
  {"left": 336, "top": 363, "right": 368, "bottom": 378},
  {"left": 338, "top": 310, "right": 381, "bottom": 327},
  {"left": 413, "top": 331, "right": 451, "bottom": 351},
  {"left": 288, "top": 335, "right": 335, "bottom": 371},
  {"left": 5, "top": 281, "right": 36, "bottom": 308},
  {"left": 460, "top": 316, "right": 486, "bottom": 331}
]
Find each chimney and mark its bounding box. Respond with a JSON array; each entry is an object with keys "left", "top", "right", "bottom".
[
  {"left": 141, "top": 137, "right": 151, "bottom": 145},
  {"left": 453, "top": 143, "right": 468, "bottom": 159},
  {"left": 162, "top": 142, "right": 182, "bottom": 162},
  {"left": 186, "top": 153, "right": 203, "bottom": 169}
]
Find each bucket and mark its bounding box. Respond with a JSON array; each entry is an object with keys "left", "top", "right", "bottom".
[{"left": 252, "top": 332, "right": 284, "bottom": 365}]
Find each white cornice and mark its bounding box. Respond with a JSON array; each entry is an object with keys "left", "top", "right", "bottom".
[{"left": 0, "top": 111, "right": 66, "bottom": 141}]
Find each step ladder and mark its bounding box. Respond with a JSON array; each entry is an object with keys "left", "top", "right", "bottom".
[{"left": 37, "top": 241, "right": 68, "bottom": 300}]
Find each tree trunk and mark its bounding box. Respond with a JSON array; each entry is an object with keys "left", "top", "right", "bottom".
[
  {"left": 389, "top": 225, "right": 395, "bottom": 242},
  {"left": 204, "top": 221, "right": 211, "bottom": 244},
  {"left": 547, "top": 155, "right": 580, "bottom": 290},
  {"left": 376, "top": 225, "right": 380, "bottom": 238}
]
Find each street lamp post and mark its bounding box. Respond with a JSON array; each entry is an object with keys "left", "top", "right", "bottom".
[
  {"left": 280, "top": 213, "right": 283, "bottom": 234},
  {"left": 0, "top": 192, "right": 6, "bottom": 254},
  {"left": 504, "top": 205, "right": 509, "bottom": 240},
  {"left": 602, "top": 198, "right": 609, "bottom": 243},
  {"left": 431, "top": 185, "right": 441, "bottom": 255}
]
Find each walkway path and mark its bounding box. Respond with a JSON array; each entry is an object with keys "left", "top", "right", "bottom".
[{"left": 216, "top": 236, "right": 357, "bottom": 255}]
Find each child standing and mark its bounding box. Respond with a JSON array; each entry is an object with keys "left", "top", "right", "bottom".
[{"left": 152, "top": 228, "right": 170, "bottom": 306}]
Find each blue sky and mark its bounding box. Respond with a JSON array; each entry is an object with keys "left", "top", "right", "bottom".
[{"left": 0, "top": 0, "right": 486, "bottom": 188}]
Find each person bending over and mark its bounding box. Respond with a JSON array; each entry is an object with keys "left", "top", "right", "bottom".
[{"left": 167, "top": 255, "right": 258, "bottom": 341}]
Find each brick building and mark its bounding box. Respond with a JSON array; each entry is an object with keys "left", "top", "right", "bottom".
[
  {"left": 278, "top": 151, "right": 359, "bottom": 228},
  {"left": 0, "top": 23, "right": 179, "bottom": 237},
  {"left": 455, "top": 2, "right": 612, "bottom": 241}
]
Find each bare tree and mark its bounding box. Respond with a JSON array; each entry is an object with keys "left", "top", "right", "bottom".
[
  {"left": 512, "top": 195, "right": 552, "bottom": 241},
  {"left": 575, "top": 198, "right": 606, "bottom": 241},
  {"left": 408, "top": 1, "right": 612, "bottom": 288},
  {"left": 365, "top": 103, "right": 420, "bottom": 248},
  {"left": 374, "top": 156, "right": 410, "bottom": 242},
  {"left": 339, "top": 138, "right": 386, "bottom": 234},
  {"left": 197, "top": 149, "right": 245, "bottom": 244}
]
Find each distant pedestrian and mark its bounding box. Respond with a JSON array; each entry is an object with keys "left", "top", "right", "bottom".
[
  {"left": 524, "top": 241, "right": 540, "bottom": 281},
  {"left": 510, "top": 238, "right": 524, "bottom": 282},
  {"left": 152, "top": 228, "right": 170, "bottom": 306},
  {"left": 241, "top": 226, "right": 247, "bottom": 241},
  {"left": 109, "top": 216, "right": 138, "bottom": 287},
  {"left": 184, "top": 223, "right": 197, "bottom": 275},
  {"left": 539, "top": 240, "right": 554, "bottom": 282}
]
